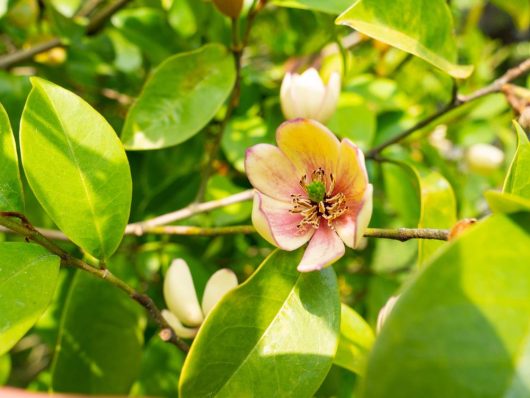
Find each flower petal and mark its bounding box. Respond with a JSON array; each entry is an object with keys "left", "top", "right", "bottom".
[
  {"left": 316, "top": 72, "right": 341, "bottom": 123},
  {"left": 354, "top": 184, "right": 373, "bottom": 248},
  {"left": 201, "top": 269, "right": 238, "bottom": 316},
  {"left": 280, "top": 73, "right": 299, "bottom": 120},
  {"left": 291, "top": 68, "right": 326, "bottom": 119},
  {"left": 245, "top": 143, "right": 303, "bottom": 201},
  {"left": 163, "top": 259, "right": 204, "bottom": 327},
  {"left": 333, "top": 138, "right": 368, "bottom": 200},
  {"left": 335, "top": 184, "right": 373, "bottom": 249},
  {"left": 162, "top": 309, "right": 199, "bottom": 339},
  {"left": 252, "top": 191, "right": 314, "bottom": 250},
  {"left": 276, "top": 118, "right": 340, "bottom": 177},
  {"left": 297, "top": 223, "right": 345, "bottom": 272}
]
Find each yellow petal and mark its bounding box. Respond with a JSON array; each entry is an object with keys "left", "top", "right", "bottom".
[
  {"left": 276, "top": 118, "right": 341, "bottom": 178},
  {"left": 245, "top": 143, "right": 303, "bottom": 201}
]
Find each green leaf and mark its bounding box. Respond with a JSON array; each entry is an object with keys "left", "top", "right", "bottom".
[
  {"left": 122, "top": 44, "right": 236, "bottom": 150},
  {"left": 327, "top": 93, "right": 376, "bottom": 151},
  {"left": 336, "top": 0, "right": 473, "bottom": 78},
  {"left": 50, "top": 270, "right": 145, "bottom": 395},
  {"left": 361, "top": 213, "right": 530, "bottom": 398},
  {"left": 503, "top": 121, "right": 530, "bottom": 198},
  {"left": 485, "top": 190, "right": 530, "bottom": 214},
  {"left": 0, "top": 102, "right": 24, "bottom": 212},
  {"left": 382, "top": 162, "right": 420, "bottom": 227},
  {"left": 130, "top": 336, "right": 185, "bottom": 398},
  {"left": 0, "top": 354, "right": 10, "bottom": 385},
  {"left": 271, "top": 0, "right": 353, "bottom": 14},
  {"left": 179, "top": 249, "right": 340, "bottom": 398},
  {"left": 416, "top": 170, "right": 456, "bottom": 267},
  {"left": 20, "top": 77, "right": 132, "bottom": 259},
  {"left": 0, "top": 242, "right": 60, "bottom": 356},
  {"left": 334, "top": 304, "right": 374, "bottom": 375}
]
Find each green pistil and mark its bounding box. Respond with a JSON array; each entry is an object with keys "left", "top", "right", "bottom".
[{"left": 306, "top": 181, "right": 326, "bottom": 203}]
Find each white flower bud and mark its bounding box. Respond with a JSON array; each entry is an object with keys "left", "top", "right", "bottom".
[
  {"left": 280, "top": 68, "right": 341, "bottom": 123},
  {"left": 163, "top": 259, "right": 204, "bottom": 327},
  {"left": 465, "top": 143, "right": 504, "bottom": 174},
  {"left": 161, "top": 309, "right": 199, "bottom": 339},
  {"left": 201, "top": 269, "right": 238, "bottom": 316},
  {"left": 376, "top": 295, "right": 399, "bottom": 334}
]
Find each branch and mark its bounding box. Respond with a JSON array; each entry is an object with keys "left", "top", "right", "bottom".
[
  {"left": 0, "top": 212, "right": 189, "bottom": 353},
  {"left": 126, "top": 189, "right": 254, "bottom": 235},
  {"left": 0, "top": 0, "right": 132, "bottom": 69},
  {"left": 195, "top": 1, "right": 264, "bottom": 202},
  {"left": 363, "top": 227, "right": 448, "bottom": 242},
  {"left": 366, "top": 57, "right": 530, "bottom": 159}
]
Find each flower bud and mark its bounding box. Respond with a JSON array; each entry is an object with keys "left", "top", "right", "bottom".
[
  {"left": 161, "top": 309, "right": 199, "bottom": 339},
  {"left": 376, "top": 295, "right": 399, "bottom": 334},
  {"left": 465, "top": 143, "right": 504, "bottom": 174},
  {"left": 212, "top": 0, "right": 243, "bottom": 18},
  {"left": 163, "top": 259, "right": 204, "bottom": 327},
  {"left": 201, "top": 269, "right": 238, "bottom": 316},
  {"left": 280, "top": 68, "right": 341, "bottom": 123}
]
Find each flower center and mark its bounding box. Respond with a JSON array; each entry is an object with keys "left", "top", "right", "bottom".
[{"left": 290, "top": 167, "right": 348, "bottom": 233}]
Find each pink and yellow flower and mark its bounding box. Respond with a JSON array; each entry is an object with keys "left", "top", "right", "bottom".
[{"left": 245, "top": 118, "right": 373, "bottom": 272}]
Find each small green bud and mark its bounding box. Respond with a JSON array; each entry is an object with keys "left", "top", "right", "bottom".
[{"left": 306, "top": 181, "right": 326, "bottom": 203}]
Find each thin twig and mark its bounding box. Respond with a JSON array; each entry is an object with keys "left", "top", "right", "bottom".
[
  {"left": 127, "top": 189, "right": 255, "bottom": 235},
  {"left": 366, "top": 57, "right": 530, "bottom": 159},
  {"left": 195, "top": 1, "right": 263, "bottom": 202},
  {"left": 0, "top": 0, "right": 132, "bottom": 69},
  {"left": 0, "top": 212, "right": 189, "bottom": 353},
  {"left": 363, "top": 227, "right": 448, "bottom": 242}
]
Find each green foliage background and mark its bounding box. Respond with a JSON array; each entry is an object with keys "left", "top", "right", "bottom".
[{"left": 0, "top": 0, "right": 529, "bottom": 396}]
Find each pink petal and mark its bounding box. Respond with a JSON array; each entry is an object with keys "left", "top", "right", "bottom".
[
  {"left": 335, "top": 184, "right": 373, "bottom": 249},
  {"left": 297, "top": 223, "right": 345, "bottom": 272},
  {"left": 252, "top": 191, "right": 314, "bottom": 250},
  {"left": 245, "top": 144, "right": 303, "bottom": 201},
  {"left": 276, "top": 119, "right": 341, "bottom": 178},
  {"left": 333, "top": 139, "right": 368, "bottom": 200}
]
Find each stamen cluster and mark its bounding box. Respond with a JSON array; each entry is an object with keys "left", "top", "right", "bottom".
[{"left": 290, "top": 167, "right": 347, "bottom": 233}]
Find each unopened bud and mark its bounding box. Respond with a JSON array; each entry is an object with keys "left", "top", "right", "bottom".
[
  {"left": 280, "top": 68, "right": 341, "bottom": 123},
  {"left": 212, "top": 0, "right": 243, "bottom": 18},
  {"left": 448, "top": 219, "right": 476, "bottom": 240},
  {"left": 201, "top": 269, "right": 238, "bottom": 316},
  {"left": 161, "top": 309, "right": 199, "bottom": 339},
  {"left": 163, "top": 259, "right": 204, "bottom": 327},
  {"left": 465, "top": 143, "right": 504, "bottom": 174}
]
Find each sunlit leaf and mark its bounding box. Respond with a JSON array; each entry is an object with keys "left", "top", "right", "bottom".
[
  {"left": 362, "top": 212, "right": 530, "bottom": 398},
  {"left": 122, "top": 44, "right": 236, "bottom": 150},
  {"left": 0, "top": 243, "right": 60, "bottom": 356},
  {"left": 179, "top": 249, "right": 340, "bottom": 398},
  {"left": 334, "top": 304, "right": 374, "bottom": 375},
  {"left": 336, "top": 0, "right": 473, "bottom": 78},
  {"left": 20, "top": 77, "right": 132, "bottom": 259},
  {"left": 0, "top": 102, "right": 24, "bottom": 212},
  {"left": 272, "top": 0, "right": 353, "bottom": 14},
  {"left": 503, "top": 121, "right": 530, "bottom": 198}
]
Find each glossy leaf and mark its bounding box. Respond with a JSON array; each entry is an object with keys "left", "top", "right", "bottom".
[
  {"left": 503, "top": 121, "right": 530, "bottom": 198},
  {"left": 122, "top": 44, "right": 236, "bottom": 150},
  {"left": 485, "top": 190, "right": 530, "bottom": 214},
  {"left": 0, "top": 354, "right": 10, "bottom": 385},
  {"left": 20, "top": 77, "right": 132, "bottom": 259},
  {"left": 179, "top": 249, "right": 340, "bottom": 398},
  {"left": 336, "top": 0, "right": 473, "bottom": 78},
  {"left": 50, "top": 271, "right": 145, "bottom": 395},
  {"left": 416, "top": 170, "right": 456, "bottom": 267},
  {"left": 362, "top": 212, "right": 530, "bottom": 398},
  {"left": 0, "top": 102, "right": 24, "bottom": 212},
  {"left": 0, "top": 243, "right": 60, "bottom": 356},
  {"left": 334, "top": 304, "right": 374, "bottom": 375},
  {"left": 272, "top": 0, "right": 353, "bottom": 14}
]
